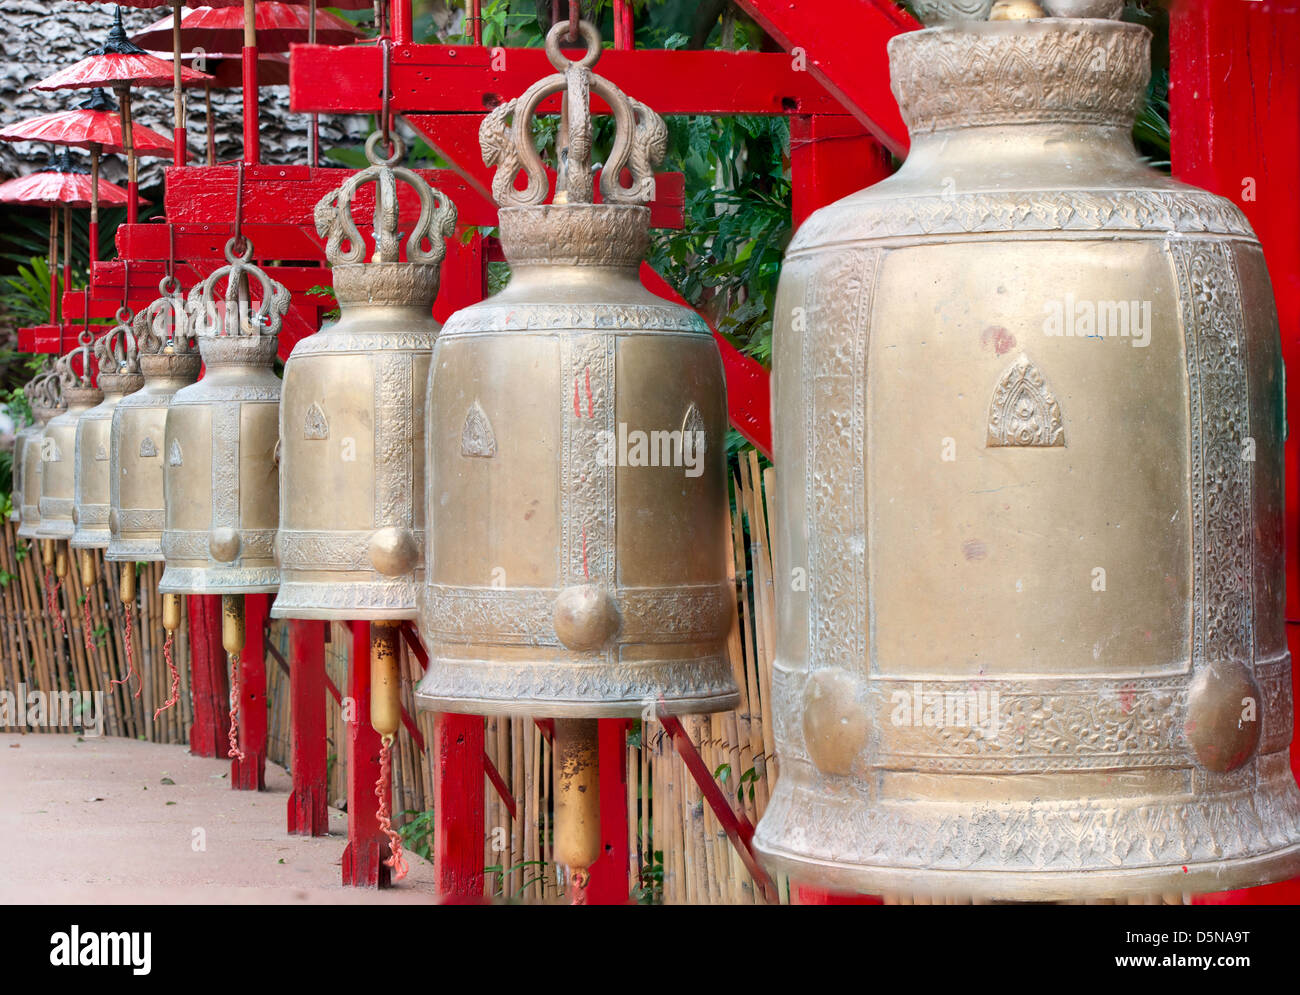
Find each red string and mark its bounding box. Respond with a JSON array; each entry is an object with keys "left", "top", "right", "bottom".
[
  {"left": 81, "top": 596, "right": 94, "bottom": 654},
  {"left": 45, "top": 569, "right": 66, "bottom": 637},
  {"left": 227, "top": 651, "right": 245, "bottom": 761},
  {"left": 111, "top": 600, "right": 140, "bottom": 698},
  {"left": 154, "top": 630, "right": 180, "bottom": 720},
  {"left": 570, "top": 868, "right": 589, "bottom": 905},
  {"left": 377, "top": 735, "right": 408, "bottom": 880}
]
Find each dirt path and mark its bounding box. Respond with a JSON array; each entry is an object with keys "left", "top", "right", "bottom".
[{"left": 0, "top": 732, "right": 438, "bottom": 903}]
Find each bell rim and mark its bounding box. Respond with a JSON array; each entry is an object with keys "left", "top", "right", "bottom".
[
  {"left": 103, "top": 543, "right": 163, "bottom": 563},
  {"left": 69, "top": 529, "right": 111, "bottom": 550},
  {"left": 413, "top": 688, "right": 741, "bottom": 720},
  {"left": 753, "top": 840, "right": 1300, "bottom": 903}
]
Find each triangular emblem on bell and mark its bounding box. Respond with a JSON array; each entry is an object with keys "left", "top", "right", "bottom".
[
  {"left": 158, "top": 238, "right": 289, "bottom": 595},
  {"left": 272, "top": 131, "right": 458, "bottom": 621}
]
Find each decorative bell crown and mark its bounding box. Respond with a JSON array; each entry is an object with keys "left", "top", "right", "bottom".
[
  {"left": 71, "top": 311, "right": 144, "bottom": 550},
  {"left": 415, "top": 19, "right": 738, "bottom": 718},
  {"left": 158, "top": 239, "right": 289, "bottom": 595},
  {"left": 753, "top": 10, "right": 1300, "bottom": 900},
  {"left": 272, "top": 131, "right": 458, "bottom": 620},
  {"left": 13, "top": 369, "right": 59, "bottom": 532},
  {"left": 106, "top": 277, "right": 201, "bottom": 562},
  {"left": 37, "top": 335, "right": 102, "bottom": 541}
]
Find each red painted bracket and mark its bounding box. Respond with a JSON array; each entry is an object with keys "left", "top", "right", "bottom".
[
  {"left": 290, "top": 44, "right": 846, "bottom": 117},
  {"left": 231, "top": 593, "right": 269, "bottom": 791},
  {"left": 658, "top": 712, "right": 780, "bottom": 904},
  {"left": 342, "top": 620, "right": 391, "bottom": 888},
  {"left": 733, "top": 0, "right": 916, "bottom": 156},
  {"left": 187, "top": 594, "right": 229, "bottom": 760}
]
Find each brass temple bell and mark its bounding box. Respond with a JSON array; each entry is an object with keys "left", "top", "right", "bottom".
[
  {"left": 158, "top": 238, "right": 289, "bottom": 597},
  {"left": 39, "top": 335, "right": 102, "bottom": 545},
  {"left": 753, "top": 7, "right": 1300, "bottom": 900},
  {"left": 415, "top": 18, "right": 739, "bottom": 884},
  {"left": 15, "top": 370, "right": 62, "bottom": 539},
  {"left": 415, "top": 19, "right": 738, "bottom": 720},
  {"left": 71, "top": 315, "right": 144, "bottom": 562},
  {"left": 273, "top": 132, "right": 458, "bottom": 621},
  {"left": 107, "top": 278, "right": 202, "bottom": 565}
]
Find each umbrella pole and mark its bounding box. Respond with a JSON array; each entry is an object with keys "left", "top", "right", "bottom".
[
  {"left": 117, "top": 85, "right": 139, "bottom": 225},
  {"left": 62, "top": 205, "right": 71, "bottom": 315},
  {"left": 242, "top": 0, "right": 260, "bottom": 165},
  {"left": 173, "top": 3, "right": 186, "bottom": 167},
  {"left": 309, "top": 0, "right": 318, "bottom": 168},
  {"left": 206, "top": 88, "right": 215, "bottom": 166},
  {"left": 89, "top": 144, "right": 100, "bottom": 265},
  {"left": 48, "top": 207, "right": 57, "bottom": 326}
]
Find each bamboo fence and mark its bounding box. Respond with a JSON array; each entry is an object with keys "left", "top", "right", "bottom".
[{"left": 1, "top": 455, "right": 783, "bottom": 904}]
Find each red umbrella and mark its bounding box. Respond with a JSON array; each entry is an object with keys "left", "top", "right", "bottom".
[
  {"left": 131, "top": 4, "right": 361, "bottom": 53},
  {"left": 0, "top": 152, "right": 143, "bottom": 327},
  {"left": 32, "top": 7, "right": 214, "bottom": 220},
  {"left": 0, "top": 88, "right": 171, "bottom": 261},
  {"left": 0, "top": 89, "right": 173, "bottom": 158}
]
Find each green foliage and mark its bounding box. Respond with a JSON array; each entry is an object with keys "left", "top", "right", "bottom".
[
  {"left": 634, "top": 849, "right": 664, "bottom": 905},
  {"left": 484, "top": 858, "right": 549, "bottom": 900},
  {"left": 398, "top": 807, "right": 436, "bottom": 860},
  {"left": 1, "top": 256, "right": 58, "bottom": 329}
]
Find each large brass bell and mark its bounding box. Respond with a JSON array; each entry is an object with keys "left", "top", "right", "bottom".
[
  {"left": 106, "top": 277, "right": 201, "bottom": 564},
  {"left": 71, "top": 311, "right": 144, "bottom": 554},
  {"left": 15, "top": 370, "right": 62, "bottom": 539},
  {"left": 416, "top": 19, "right": 737, "bottom": 719},
  {"left": 753, "top": 9, "right": 1300, "bottom": 901},
  {"left": 38, "top": 335, "right": 102, "bottom": 543},
  {"left": 272, "top": 131, "right": 457, "bottom": 620},
  {"left": 9, "top": 369, "right": 45, "bottom": 523},
  {"left": 158, "top": 237, "right": 289, "bottom": 596}
]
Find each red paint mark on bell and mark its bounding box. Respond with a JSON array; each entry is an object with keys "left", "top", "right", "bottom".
[
  {"left": 1119, "top": 684, "right": 1136, "bottom": 714},
  {"left": 1182, "top": 866, "right": 1189, "bottom": 873},
  {"left": 584, "top": 366, "right": 594, "bottom": 418},
  {"left": 962, "top": 538, "right": 987, "bottom": 561},
  {"left": 573, "top": 378, "right": 581, "bottom": 418},
  {"left": 980, "top": 325, "right": 1016, "bottom": 356}
]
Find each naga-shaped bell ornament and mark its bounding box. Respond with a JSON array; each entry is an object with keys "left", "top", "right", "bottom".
[
  {"left": 272, "top": 132, "right": 458, "bottom": 621},
  {"left": 106, "top": 277, "right": 201, "bottom": 563},
  {"left": 415, "top": 19, "right": 738, "bottom": 719},
  {"left": 158, "top": 238, "right": 289, "bottom": 595},
  {"left": 38, "top": 335, "right": 102, "bottom": 542},
  {"left": 753, "top": 11, "right": 1300, "bottom": 901},
  {"left": 13, "top": 369, "right": 59, "bottom": 532},
  {"left": 71, "top": 311, "right": 144, "bottom": 552}
]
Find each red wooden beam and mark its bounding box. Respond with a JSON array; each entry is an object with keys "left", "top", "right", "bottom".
[
  {"left": 286, "top": 619, "right": 330, "bottom": 836},
  {"left": 733, "top": 0, "right": 915, "bottom": 156},
  {"left": 231, "top": 593, "right": 269, "bottom": 790},
  {"left": 1170, "top": 0, "right": 1300, "bottom": 907},
  {"left": 342, "top": 620, "right": 391, "bottom": 888},
  {"left": 585, "top": 718, "right": 632, "bottom": 904},
  {"left": 658, "top": 712, "right": 780, "bottom": 904},
  {"left": 434, "top": 713, "right": 486, "bottom": 901},
  {"left": 790, "top": 114, "right": 894, "bottom": 229},
  {"left": 289, "top": 44, "right": 846, "bottom": 117},
  {"left": 187, "top": 594, "right": 228, "bottom": 759}
]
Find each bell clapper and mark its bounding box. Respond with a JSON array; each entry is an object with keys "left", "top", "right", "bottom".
[
  {"left": 553, "top": 718, "right": 601, "bottom": 905},
  {"left": 78, "top": 549, "right": 97, "bottom": 655},
  {"left": 155, "top": 591, "right": 183, "bottom": 719},
  {"left": 371, "top": 620, "right": 408, "bottom": 881},
  {"left": 222, "top": 594, "right": 247, "bottom": 762}
]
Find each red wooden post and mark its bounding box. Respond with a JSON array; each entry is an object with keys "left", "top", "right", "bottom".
[
  {"left": 789, "top": 115, "right": 894, "bottom": 229},
  {"left": 1171, "top": 0, "right": 1300, "bottom": 906},
  {"left": 286, "top": 618, "right": 329, "bottom": 835},
  {"left": 433, "top": 713, "right": 486, "bottom": 901},
  {"left": 585, "top": 718, "right": 631, "bottom": 904},
  {"left": 187, "top": 594, "right": 228, "bottom": 758},
  {"left": 231, "top": 593, "right": 268, "bottom": 790},
  {"left": 342, "top": 620, "right": 390, "bottom": 887}
]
